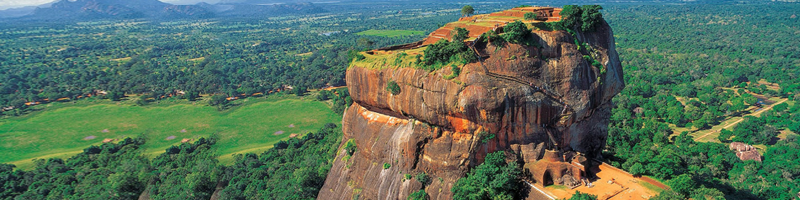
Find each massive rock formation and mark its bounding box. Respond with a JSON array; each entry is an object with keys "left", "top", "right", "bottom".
[{"left": 319, "top": 7, "right": 623, "bottom": 199}]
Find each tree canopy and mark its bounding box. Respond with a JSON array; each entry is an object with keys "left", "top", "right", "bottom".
[
  {"left": 461, "top": 5, "right": 475, "bottom": 17},
  {"left": 451, "top": 151, "right": 522, "bottom": 200}
]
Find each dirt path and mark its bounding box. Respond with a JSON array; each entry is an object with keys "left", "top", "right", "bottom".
[{"left": 695, "top": 98, "right": 788, "bottom": 141}]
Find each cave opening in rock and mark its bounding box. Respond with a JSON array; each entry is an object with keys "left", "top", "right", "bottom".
[{"left": 543, "top": 170, "right": 554, "bottom": 186}]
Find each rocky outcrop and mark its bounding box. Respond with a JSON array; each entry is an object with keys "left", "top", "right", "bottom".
[
  {"left": 319, "top": 7, "right": 623, "bottom": 200},
  {"left": 729, "top": 142, "right": 762, "bottom": 162}
]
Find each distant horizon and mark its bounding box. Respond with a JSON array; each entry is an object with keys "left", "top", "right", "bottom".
[{"left": 0, "top": 0, "right": 222, "bottom": 10}]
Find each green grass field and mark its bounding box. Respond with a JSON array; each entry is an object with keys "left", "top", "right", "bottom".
[
  {"left": 668, "top": 95, "right": 792, "bottom": 143},
  {"left": 355, "top": 29, "right": 425, "bottom": 37},
  {"left": 639, "top": 180, "right": 666, "bottom": 194},
  {"left": 0, "top": 98, "right": 340, "bottom": 170}
]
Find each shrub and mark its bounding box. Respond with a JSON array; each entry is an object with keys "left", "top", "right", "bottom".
[
  {"left": 443, "top": 65, "right": 461, "bottom": 80},
  {"left": 583, "top": 55, "right": 605, "bottom": 74},
  {"left": 404, "top": 173, "right": 412, "bottom": 180},
  {"left": 482, "top": 30, "right": 506, "bottom": 48},
  {"left": 348, "top": 50, "right": 366, "bottom": 61},
  {"left": 451, "top": 152, "right": 522, "bottom": 199},
  {"left": 316, "top": 90, "right": 332, "bottom": 101},
  {"left": 561, "top": 5, "right": 583, "bottom": 29},
  {"left": 478, "top": 131, "right": 495, "bottom": 143},
  {"left": 344, "top": 139, "right": 357, "bottom": 156},
  {"left": 541, "top": 21, "right": 566, "bottom": 31},
  {"left": 580, "top": 5, "right": 604, "bottom": 32},
  {"left": 293, "top": 86, "right": 307, "bottom": 96},
  {"left": 394, "top": 52, "right": 408, "bottom": 65},
  {"left": 421, "top": 28, "right": 477, "bottom": 69},
  {"left": 569, "top": 191, "right": 597, "bottom": 200},
  {"left": 560, "top": 5, "right": 604, "bottom": 32},
  {"left": 415, "top": 173, "right": 430, "bottom": 186},
  {"left": 386, "top": 80, "right": 401, "bottom": 95},
  {"left": 629, "top": 163, "right": 645, "bottom": 176},
  {"left": 408, "top": 190, "right": 428, "bottom": 200},
  {"left": 383, "top": 163, "right": 391, "bottom": 169},
  {"left": 451, "top": 27, "right": 469, "bottom": 42},
  {"left": 524, "top": 12, "right": 538, "bottom": 20},
  {"left": 502, "top": 20, "right": 531, "bottom": 45}
]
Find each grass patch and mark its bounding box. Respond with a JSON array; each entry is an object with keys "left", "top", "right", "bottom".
[
  {"left": 639, "top": 180, "right": 666, "bottom": 193},
  {"left": 545, "top": 185, "right": 568, "bottom": 190},
  {"left": 349, "top": 48, "right": 425, "bottom": 70},
  {"left": 355, "top": 29, "right": 425, "bottom": 37},
  {"left": 669, "top": 96, "right": 791, "bottom": 143},
  {"left": 0, "top": 98, "right": 340, "bottom": 170},
  {"left": 777, "top": 129, "right": 798, "bottom": 140}
]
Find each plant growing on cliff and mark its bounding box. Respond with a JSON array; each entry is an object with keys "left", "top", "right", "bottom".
[
  {"left": 408, "top": 190, "right": 428, "bottom": 200},
  {"left": 383, "top": 163, "right": 391, "bottom": 169},
  {"left": 345, "top": 139, "right": 357, "bottom": 156},
  {"left": 443, "top": 65, "right": 461, "bottom": 80},
  {"left": 386, "top": 80, "right": 401, "bottom": 95},
  {"left": 482, "top": 30, "right": 506, "bottom": 49},
  {"left": 478, "top": 131, "right": 495, "bottom": 143},
  {"left": 415, "top": 173, "right": 430, "bottom": 186},
  {"left": 580, "top": 5, "right": 604, "bottom": 32},
  {"left": 502, "top": 20, "right": 535, "bottom": 46},
  {"left": 560, "top": 5, "right": 604, "bottom": 32},
  {"left": 583, "top": 55, "right": 605, "bottom": 75},
  {"left": 451, "top": 151, "right": 522, "bottom": 200},
  {"left": 394, "top": 52, "right": 408, "bottom": 65},
  {"left": 348, "top": 49, "right": 366, "bottom": 61}
]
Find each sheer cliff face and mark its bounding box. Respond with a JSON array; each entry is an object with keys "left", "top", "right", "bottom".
[{"left": 319, "top": 19, "right": 623, "bottom": 200}]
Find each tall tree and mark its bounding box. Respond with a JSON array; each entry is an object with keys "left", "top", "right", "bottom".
[{"left": 461, "top": 5, "right": 474, "bottom": 17}]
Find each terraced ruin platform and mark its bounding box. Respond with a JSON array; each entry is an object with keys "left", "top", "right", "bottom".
[{"left": 351, "top": 6, "right": 564, "bottom": 70}]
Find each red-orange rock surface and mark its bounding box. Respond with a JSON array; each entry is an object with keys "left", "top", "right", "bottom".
[{"left": 319, "top": 9, "right": 623, "bottom": 200}]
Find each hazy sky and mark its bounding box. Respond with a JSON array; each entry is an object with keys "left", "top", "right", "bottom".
[
  {"left": 0, "top": 0, "right": 53, "bottom": 9},
  {"left": 0, "top": 0, "right": 221, "bottom": 10}
]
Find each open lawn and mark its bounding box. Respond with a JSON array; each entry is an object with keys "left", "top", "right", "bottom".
[
  {"left": 356, "top": 29, "right": 425, "bottom": 37},
  {"left": 0, "top": 98, "right": 340, "bottom": 170},
  {"left": 668, "top": 94, "right": 791, "bottom": 144},
  {"left": 691, "top": 98, "right": 789, "bottom": 142}
]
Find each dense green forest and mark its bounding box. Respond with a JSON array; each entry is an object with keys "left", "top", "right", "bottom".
[
  {"left": 0, "top": 3, "right": 464, "bottom": 116},
  {"left": 0, "top": 124, "right": 341, "bottom": 199},
  {"left": 604, "top": 4, "right": 800, "bottom": 199}
]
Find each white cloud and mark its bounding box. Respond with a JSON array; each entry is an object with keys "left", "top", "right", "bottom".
[{"left": 0, "top": 0, "right": 55, "bottom": 9}]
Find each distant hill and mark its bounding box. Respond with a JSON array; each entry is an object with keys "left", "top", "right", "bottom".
[
  {"left": 0, "top": 0, "right": 326, "bottom": 20},
  {"left": 20, "top": 0, "right": 209, "bottom": 20},
  {"left": 0, "top": 6, "right": 37, "bottom": 18},
  {"left": 201, "top": 2, "right": 325, "bottom": 17}
]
